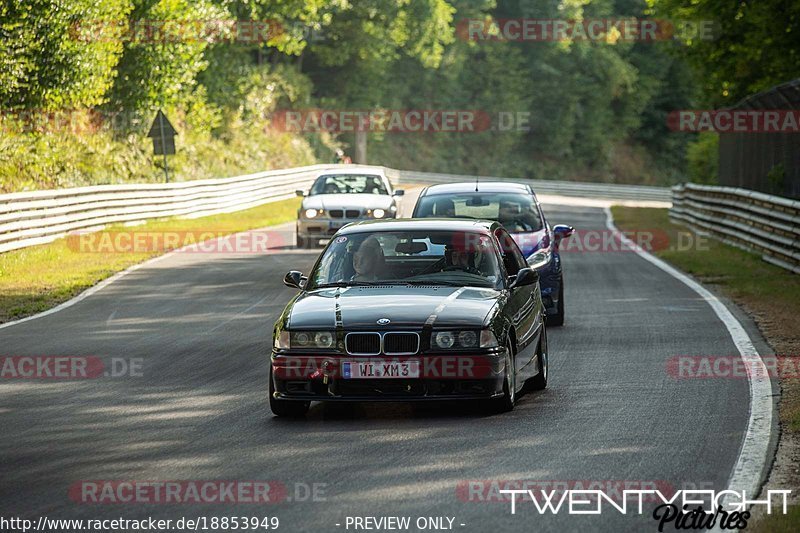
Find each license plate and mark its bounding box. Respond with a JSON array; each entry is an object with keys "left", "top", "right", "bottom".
[
  {"left": 328, "top": 221, "right": 344, "bottom": 229},
  {"left": 342, "top": 360, "right": 420, "bottom": 379}
]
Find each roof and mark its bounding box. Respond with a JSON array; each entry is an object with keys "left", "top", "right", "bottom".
[
  {"left": 316, "top": 166, "right": 386, "bottom": 178},
  {"left": 337, "top": 218, "right": 497, "bottom": 234},
  {"left": 420, "top": 181, "right": 531, "bottom": 195}
]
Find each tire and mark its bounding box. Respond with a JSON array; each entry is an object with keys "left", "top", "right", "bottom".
[
  {"left": 296, "top": 234, "right": 306, "bottom": 249},
  {"left": 548, "top": 278, "right": 565, "bottom": 327},
  {"left": 269, "top": 366, "right": 310, "bottom": 418},
  {"left": 527, "top": 325, "right": 549, "bottom": 391},
  {"left": 490, "top": 338, "right": 516, "bottom": 413}
]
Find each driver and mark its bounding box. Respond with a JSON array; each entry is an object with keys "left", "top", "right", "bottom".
[
  {"left": 434, "top": 198, "right": 455, "bottom": 218},
  {"left": 323, "top": 181, "right": 340, "bottom": 194},
  {"left": 498, "top": 200, "right": 530, "bottom": 232},
  {"left": 364, "top": 176, "right": 381, "bottom": 194},
  {"left": 351, "top": 237, "right": 384, "bottom": 281}
]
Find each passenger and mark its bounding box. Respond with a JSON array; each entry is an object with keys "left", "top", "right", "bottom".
[
  {"left": 323, "top": 181, "right": 341, "bottom": 194},
  {"left": 352, "top": 237, "right": 385, "bottom": 281},
  {"left": 444, "top": 242, "right": 483, "bottom": 276}
]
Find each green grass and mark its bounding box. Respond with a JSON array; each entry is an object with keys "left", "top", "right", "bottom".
[
  {"left": 0, "top": 197, "right": 300, "bottom": 323},
  {"left": 612, "top": 206, "right": 800, "bottom": 529},
  {"left": 752, "top": 505, "right": 800, "bottom": 532},
  {"left": 612, "top": 208, "right": 800, "bottom": 321}
]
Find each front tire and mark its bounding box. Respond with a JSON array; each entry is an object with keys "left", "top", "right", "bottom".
[
  {"left": 527, "top": 325, "right": 549, "bottom": 391},
  {"left": 491, "top": 339, "right": 516, "bottom": 413},
  {"left": 549, "top": 278, "right": 565, "bottom": 327},
  {"left": 269, "top": 365, "right": 310, "bottom": 418}
]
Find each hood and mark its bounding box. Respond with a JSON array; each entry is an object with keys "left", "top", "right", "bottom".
[
  {"left": 302, "top": 194, "right": 394, "bottom": 211},
  {"left": 512, "top": 229, "right": 549, "bottom": 257},
  {"left": 286, "top": 286, "right": 501, "bottom": 329}
]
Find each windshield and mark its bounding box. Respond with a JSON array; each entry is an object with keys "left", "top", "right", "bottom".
[
  {"left": 308, "top": 230, "right": 502, "bottom": 289},
  {"left": 310, "top": 174, "right": 388, "bottom": 195},
  {"left": 415, "top": 192, "right": 544, "bottom": 232}
]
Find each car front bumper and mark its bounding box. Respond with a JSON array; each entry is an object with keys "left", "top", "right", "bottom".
[
  {"left": 297, "top": 215, "right": 395, "bottom": 243},
  {"left": 270, "top": 352, "right": 507, "bottom": 402}
]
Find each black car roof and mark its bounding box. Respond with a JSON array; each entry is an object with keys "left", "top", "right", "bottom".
[
  {"left": 420, "top": 181, "right": 531, "bottom": 195},
  {"left": 337, "top": 218, "right": 498, "bottom": 234}
]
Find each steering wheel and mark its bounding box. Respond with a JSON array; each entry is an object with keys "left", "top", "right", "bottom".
[
  {"left": 443, "top": 265, "right": 481, "bottom": 275},
  {"left": 417, "top": 257, "right": 447, "bottom": 275}
]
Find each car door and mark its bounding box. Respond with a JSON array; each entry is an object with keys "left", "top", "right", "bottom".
[{"left": 495, "top": 227, "right": 541, "bottom": 380}]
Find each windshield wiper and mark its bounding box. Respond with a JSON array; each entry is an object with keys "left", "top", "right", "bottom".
[
  {"left": 399, "top": 280, "right": 468, "bottom": 287},
  {"left": 314, "top": 281, "right": 392, "bottom": 289}
]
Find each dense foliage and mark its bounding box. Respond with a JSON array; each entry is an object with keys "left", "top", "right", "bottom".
[{"left": 0, "top": 0, "right": 797, "bottom": 192}]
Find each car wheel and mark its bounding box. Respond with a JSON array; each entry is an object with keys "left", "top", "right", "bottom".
[
  {"left": 269, "top": 365, "right": 310, "bottom": 418},
  {"left": 527, "top": 325, "right": 548, "bottom": 391},
  {"left": 549, "top": 278, "right": 565, "bottom": 327},
  {"left": 491, "top": 338, "right": 516, "bottom": 413},
  {"left": 296, "top": 235, "right": 306, "bottom": 249}
]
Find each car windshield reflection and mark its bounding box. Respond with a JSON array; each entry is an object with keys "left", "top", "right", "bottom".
[
  {"left": 310, "top": 174, "right": 388, "bottom": 195},
  {"left": 308, "top": 230, "right": 501, "bottom": 290}
]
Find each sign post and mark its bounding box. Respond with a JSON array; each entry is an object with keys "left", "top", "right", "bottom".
[{"left": 147, "top": 110, "right": 177, "bottom": 183}]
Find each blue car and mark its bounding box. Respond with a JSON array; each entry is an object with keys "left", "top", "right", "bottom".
[{"left": 411, "top": 182, "right": 574, "bottom": 326}]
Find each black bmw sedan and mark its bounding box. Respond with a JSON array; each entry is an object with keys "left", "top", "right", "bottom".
[{"left": 270, "top": 219, "right": 548, "bottom": 417}]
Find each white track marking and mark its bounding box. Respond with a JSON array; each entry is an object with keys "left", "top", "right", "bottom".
[{"left": 604, "top": 206, "right": 774, "bottom": 514}]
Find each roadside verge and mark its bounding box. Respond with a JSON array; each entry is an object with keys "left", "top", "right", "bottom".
[{"left": 611, "top": 206, "right": 799, "bottom": 531}]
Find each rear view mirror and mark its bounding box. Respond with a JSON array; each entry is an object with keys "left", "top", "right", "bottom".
[
  {"left": 284, "top": 271, "right": 304, "bottom": 289},
  {"left": 466, "top": 196, "right": 488, "bottom": 207},
  {"left": 393, "top": 189, "right": 405, "bottom": 196},
  {"left": 295, "top": 190, "right": 306, "bottom": 197},
  {"left": 553, "top": 224, "right": 575, "bottom": 244},
  {"left": 395, "top": 241, "right": 428, "bottom": 254},
  {"left": 509, "top": 267, "right": 538, "bottom": 289}
]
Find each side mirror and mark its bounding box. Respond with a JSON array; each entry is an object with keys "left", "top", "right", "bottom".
[
  {"left": 295, "top": 190, "right": 306, "bottom": 197},
  {"left": 283, "top": 271, "right": 304, "bottom": 289},
  {"left": 393, "top": 189, "right": 405, "bottom": 196},
  {"left": 553, "top": 224, "right": 575, "bottom": 245},
  {"left": 509, "top": 267, "right": 538, "bottom": 289}
]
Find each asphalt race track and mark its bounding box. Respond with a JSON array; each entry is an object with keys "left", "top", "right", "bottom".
[{"left": 0, "top": 202, "right": 775, "bottom": 532}]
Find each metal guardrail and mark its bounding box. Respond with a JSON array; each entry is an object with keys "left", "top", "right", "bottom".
[
  {"left": 670, "top": 183, "right": 800, "bottom": 274},
  {"left": 395, "top": 170, "right": 672, "bottom": 202},
  {"left": 0, "top": 164, "right": 342, "bottom": 253},
  {"left": 0, "top": 164, "right": 668, "bottom": 254}
]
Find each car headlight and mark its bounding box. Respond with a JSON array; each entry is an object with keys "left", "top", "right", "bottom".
[
  {"left": 304, "top": 208, "right": 321, "bottom": 218},
  {"left": 370, "top": 208, "right": 386, "bottom": 219},
  {"left": 434, "top": 331, "right": 455, "bottom": 349},
  {"left": 433, "top": 330, "right": 494, "bottom": 349},
  {"left": 528, "top": 248, "right": 552, "bottom": 270},
  {"left": 274, "top": 330, "right": 335, "bottom": 349}
]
